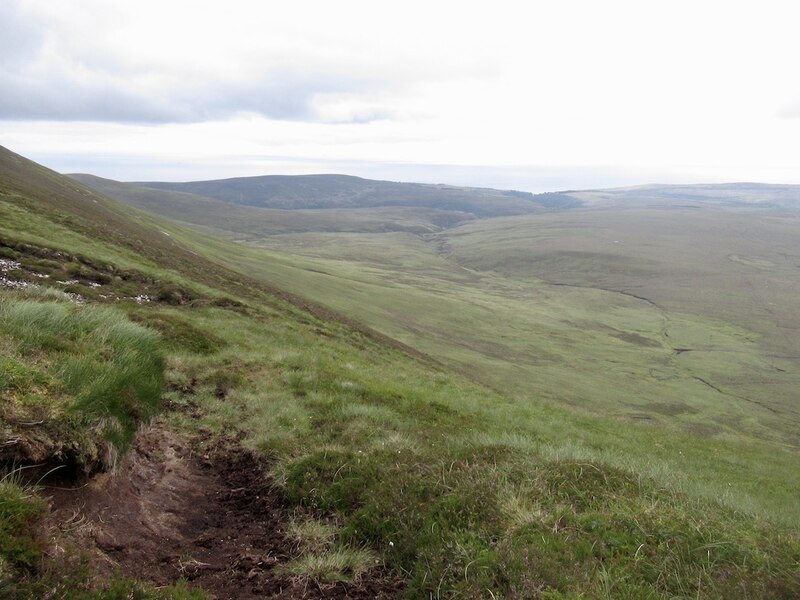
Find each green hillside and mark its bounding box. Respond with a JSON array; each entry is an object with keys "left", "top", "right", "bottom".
[
  {"left": 97, "top": 176, "right": 799, "bottom": 449},
  {"left": 2, "top": 146, "right": 799, "bottom": 598}
]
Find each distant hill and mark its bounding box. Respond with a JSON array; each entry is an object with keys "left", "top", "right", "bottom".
[
  {"left": 131, "top": 173, "right": 562, "bottom": 217},
  {"left": 100, "top": 173, "right": 800, "bottom": 219},
  {"left": 565, "top": 182, "right": 800, "bottom": 210},
  {"left": 69, "top": 174, "right": 480, "bottom": 235}
]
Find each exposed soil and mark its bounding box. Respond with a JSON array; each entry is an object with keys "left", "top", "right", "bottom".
[{"left": 43, "top": 423, "right": 402, "bottom": 599}]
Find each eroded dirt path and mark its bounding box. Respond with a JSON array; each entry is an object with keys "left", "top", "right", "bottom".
[{"left": 44, "top": 423, "right": 400, "bottom": 599}]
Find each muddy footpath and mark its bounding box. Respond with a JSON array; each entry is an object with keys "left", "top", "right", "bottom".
[{"left": 43, "top": 423, "right": 401, "bottom": 599}]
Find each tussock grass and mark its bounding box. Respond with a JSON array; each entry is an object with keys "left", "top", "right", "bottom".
[
  {"left": 168, "top": 306, "right": 799, "bottom": 598},
  {"left": 0, "top": 294, "right": 164, "bottom": 470},
  {"left": 280, "top": 547, "right": 377, "bottom": 583},
  {"left": 6, "top": 568, "right": 208, "bottom": 600},
  {"left": 286, "top": 517, "right": 338, "bottom": 554},
  {"left": 0, "top": 473, "right": 46, "bottom": 573}
]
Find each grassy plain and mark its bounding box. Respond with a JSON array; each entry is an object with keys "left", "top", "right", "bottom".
[
  {"left": 441, "top": 208, "right": 800, "bottom": 426},
  {"left": 2, "top": 145, "right": 799, "bottom": 597}
]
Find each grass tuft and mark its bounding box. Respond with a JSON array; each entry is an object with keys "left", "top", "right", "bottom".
[
  {"left": 0, "top": 474, "right": 46, "bottom": 573},
  {"left": 280, "top": 547, "right": 377, "bottom": 583},
  {"left": 1, "top": 295, "right": 164, "bottom": 471}
]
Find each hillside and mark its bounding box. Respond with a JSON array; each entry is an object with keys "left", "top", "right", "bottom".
[
  {"left": 130, "top": 173, "right": 568, "bottom": 217},
  {"left": 2, "top": 145, "right": 799, "bottom": 598},
  {"left": 76, "top": 170, "right": 800, "bottom": 449},
  {"left": 68, "top": 174, "right": 477, "bottom": 236}
]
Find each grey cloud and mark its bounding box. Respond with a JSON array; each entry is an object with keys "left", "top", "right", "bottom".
[
  {"left": 0, "top": 76, "right": 181, "bottom": 122},
  {"left": 0, "top": 1, "right": 45, "bottom": 68},
  {"left": 195, "top": 73, "right": 382, "bottom": 123},
  {"left": 0, "top": 64, "right": 384, "bottom": 123},
  {"left": 0, "top": 3, "right": 388, "bottom": 124}
]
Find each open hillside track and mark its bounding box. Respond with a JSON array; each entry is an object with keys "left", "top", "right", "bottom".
[
  {"left": 44, "top": 418, "right": 401, "bottom": 600},
  {"left": 2, "top": 145, "right": 800, "bottom": 598}
]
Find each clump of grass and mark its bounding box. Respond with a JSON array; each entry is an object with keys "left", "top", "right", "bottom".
[
  {"left": 14, "top": 285, "right": 73, "bottom": 302},
  {"left": 7, "top": 566, "right": 208, "bottom": 600},
  {"left": 0, "top": 295, "right": 164, "bottom": 471},
  {"left": 154, "top": 283, "right": 195, "bottom": 305},
  {"left": 128, "top": 310, "right": 225, "bottom": 355},
  {"left": 280, "top": 547, "right": 377, "bottom": 583},
  {"left": 282, "top": 514, "right": 376, "bottom": 584},
  {"left": 0, "top": 474, "right": 46, "bottom": 574},
  {"left": 78, "top": 578, "right": 208, "bottom": 599},
  {"left": 286, "top": 517, "right": 338, "bottom": 554}
]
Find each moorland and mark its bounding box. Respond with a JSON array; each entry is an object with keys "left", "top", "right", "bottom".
[{"left": 0, "top": 145, "right": 798, "bottom": 598}]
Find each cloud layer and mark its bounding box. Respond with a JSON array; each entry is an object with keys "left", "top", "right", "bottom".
[
  {"left": 0, "top": 2, "right": 394, "bottom": 123},
  {"left": 2, "top": 0, "right": 800, "bottom": 184},
  {"left": 0, "top": 0, "right": 487, "bottom": 124}
]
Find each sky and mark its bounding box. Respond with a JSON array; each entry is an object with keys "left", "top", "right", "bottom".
[{"left": 1, "top": 0, "right": 799, "bottom": 191}]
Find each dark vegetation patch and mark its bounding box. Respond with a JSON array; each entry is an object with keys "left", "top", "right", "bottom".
[
  {"left": 70, "top": 174, "right": 478, "bottom": 236},
  {"left": 647, "top": 401, "right": 699, "bottom": 416},
  {"left": 530, "top": 191, "right": 584, "bottom": 209},
  {"left": 611, "top": 330, "right": 662, "bottom": 347},
  {"left": 128, "top": 310, "right": 226, "bottom": 355},
  {"left": 133, "top": 174, "right": 542, "bottom": 218},
  {"left": 686, "top": 422, "right": 725, "bottom": 437},
  {"left": 0, "top": 237, "right": 203, "bottom": 306}
]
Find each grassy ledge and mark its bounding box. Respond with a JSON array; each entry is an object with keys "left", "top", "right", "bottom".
[{"left": 1, "top": 291, "right": 164, "bottom": 473}]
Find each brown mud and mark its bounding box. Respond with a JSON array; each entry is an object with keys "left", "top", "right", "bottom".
[{"left": 43, "top": 423, "right": 401, "bottom": 599}]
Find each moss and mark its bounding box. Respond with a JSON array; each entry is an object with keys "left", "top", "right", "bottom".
[{"left": 0, "top": 357, "right": 54, "bottom": 396}]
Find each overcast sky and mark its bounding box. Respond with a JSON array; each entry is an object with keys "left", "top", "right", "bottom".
[{"left": 1, "top": 0, "right": 799, "bottom": 190}]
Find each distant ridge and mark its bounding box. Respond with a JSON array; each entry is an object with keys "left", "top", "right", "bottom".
[
  {"left": 570, "top": 182, "right": 800, "bottom": 210},
  {"left": 69, "top": 173, "right": 480, "bottom": 235},
  {"left": 131, "top": 173, "right": 566, "bottom": 217},
  {"left": 132, "top": 174, "right": 800, "bottom": 213}
]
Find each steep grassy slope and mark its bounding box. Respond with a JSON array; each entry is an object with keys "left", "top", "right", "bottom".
[{"left": 2, "top": 146, "right": 799, "bottom": 598}]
